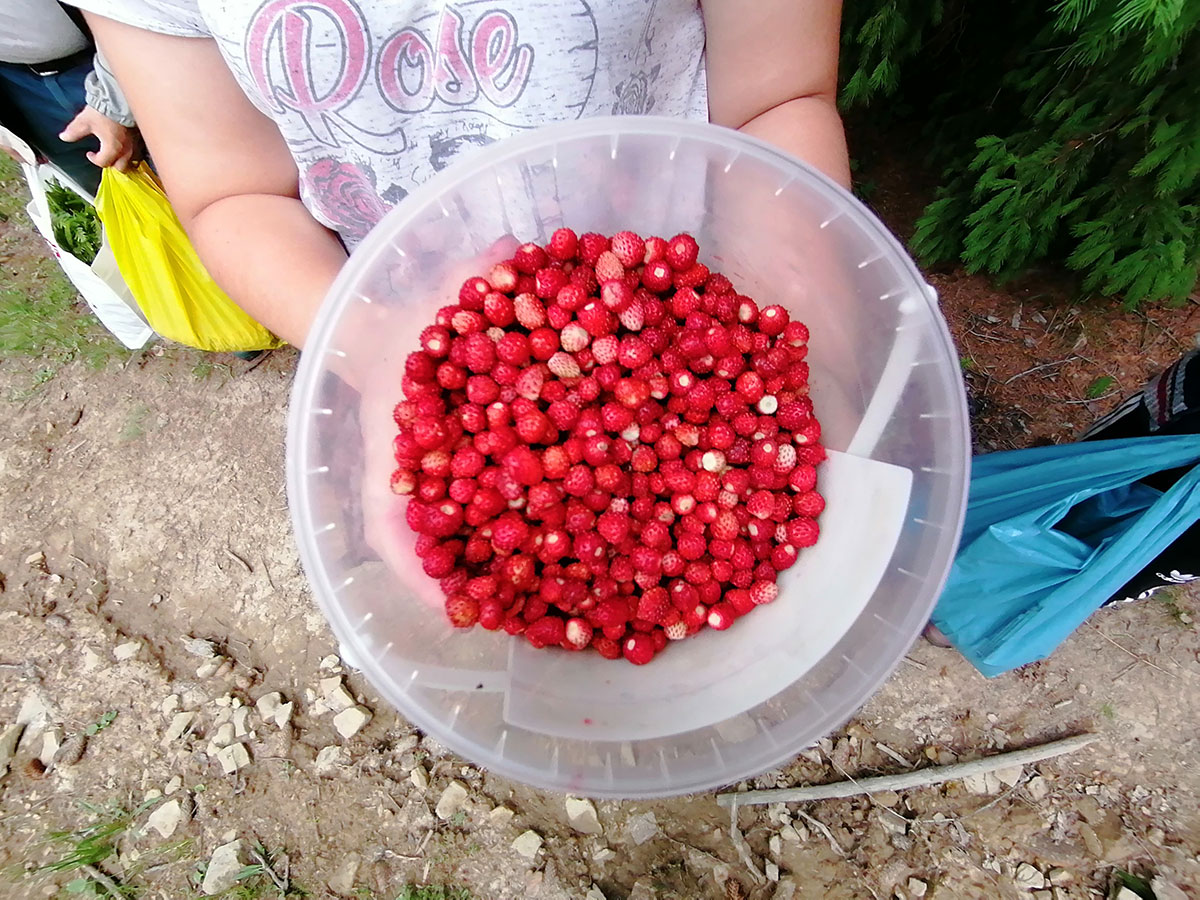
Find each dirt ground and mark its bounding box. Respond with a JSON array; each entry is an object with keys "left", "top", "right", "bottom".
[{"left": 1, "top": 156, "right": 1199, "bottom": 900}]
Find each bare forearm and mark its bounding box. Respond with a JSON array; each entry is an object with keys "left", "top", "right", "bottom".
[
  {"left": 739, "top": 94, "right": 851, "bottom": 190},
  {"left": 188, "top": 195, "right": 347, "bottom": 348}
]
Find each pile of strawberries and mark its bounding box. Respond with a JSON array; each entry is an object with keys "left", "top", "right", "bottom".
[{"left": 390, "top": 229, "right": 824, "bottom": 665}]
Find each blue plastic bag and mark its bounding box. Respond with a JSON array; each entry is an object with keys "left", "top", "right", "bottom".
[{"left": 932, "top": 435, "right": 1200, "bottom": 676}]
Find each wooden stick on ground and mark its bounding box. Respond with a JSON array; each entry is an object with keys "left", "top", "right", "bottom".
[{"left": 715, "top": 733, "right": 1098, "bottom": 808}]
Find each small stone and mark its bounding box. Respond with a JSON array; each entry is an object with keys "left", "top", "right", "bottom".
[
  {"left": 1079, "top": 823, "right": 1104, "bottom": 858},
  {"left": 627, "top": 879, "right": 656, "bottom": 900},
  {"left": 161, "top": 695, "right": 180, "bottom": 717},
  {"left": 779, "top": 824, "right": 801, "bottom": 843},
  {"left": 765, "top": 862, "right": 780, "bottom": 882},
  {"left": 255, "top": 692, "right": 281, "bottom": 721},
  {"left": 210, "top": 723, "right": 236, "bottom": 749},
  {"left": 565, "top": 797, "right": 602, "bottom": 835},
  {"left": 201, "top": 840, "right": 243, "bottom": 895},
  {"left": 962, "top": 771, "right": 1002, "bottom": 795},
  {"left": 1046, "top": 869, "right": 1070, "bottom": 886},
  {"left": 1026, "top": 776, "right": 1050, "bottom": 801},
  {"left": 586, "top": 887, "right": 607, "bottom": 900},
  {"left": 214, "top": 695, "right": 232, "bottom": 708},
  {"left": 165, "top": 776, "right": 182, "bottom": 795},
  {"left": 772, "top": 878, "right": 798, "bottom": 900},
  {"left": 1033, "top": 892, "right": 1053, "bottom": 900},
  {"left": 1114, "top": 890, "right": 1141, "bottom": 900},
  {"left": 512, "top": 829, "right": 543, "bottom": 859},
  {"left": 314, "top": 745, "right": 348, "bottom": 774},
  {"left": 907, "top": 878, "right": 928, "bottom": 898},
  {"left": 592, "top": 847, "right": 615, "bottom": 863},
  {"left": 320, "top": 678, "right": 355, "bottom": 712},
  {"left": 319, "top": 654, "right": 341, "bottom": 670},
  {"left": 327, "top": 854, "right": 359, "bottom": 895},
  {"left": 196, "top": 661, "right": 219, "bottom": 679},
  {"left": 1014, "top": 863, "right": 1045, "bottom": 890},
  {"left": 146, "top": 800, "right": 183, "bottom": 839},
  {"left": 25, "top": 551, "right": 46, "bottom": 567},
  {"left": 38, "top": 731, "right": 60, "bottom": 768},
  {"left": 16, "top": 692, "right": 50, "bottom": 729},
  {"left": 995, "top": 765, "right": 1024, "bottom": 787},
  {"left": 436, "top": 781, "right": 469, "bottom": 820},
  {"left": 626, "top": 812, "right": 659, "bottom": 846},
  {"left": 82, "top": 648, "right": 103, "bottom": 671},
  {"left": 0, "top": 724, "right": 24, "bottom": 778},
  {"left": 333, "top": 705, "right": 371, "bottom": 740},
  {"left": 873, "top": 790, "right": 901, "bottom": 807},
  {"left": 876, "top": 809, "right": 908, "bottom": 836},
  {"left": 216, "top": 743, "right": 250, "bottom": 774},
  {"left": 393, "top": 734, "right": 419, "bottom": 755},
  {"left": 409, "top": 766, "right": 429, "bottom": 790},
  {"left": 114, "top": 641, "right": 141, "bottom": 661},
  {"left": 163, "top": 712, "right": 195, "bottom": 745},
  {"left": 488, "top": 805, "right": 514, "bottom": 827},
  {"left": 768, "top": 834, "right": 782, "bottom": 857},
  {"left": 182, "top": 638, "right": 218, "bottom": 659}
]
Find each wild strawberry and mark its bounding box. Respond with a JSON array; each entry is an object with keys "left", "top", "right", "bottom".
[
  {"left": 599, "top": 279, "right": 633, "bottom": 314},
  {"left": 706, "top": 602, "right": 736, "bottom": 630},
  {"left": 793, "top": 419, "right": 822, "bottom": 445},
  {"left": 555, "top": 282, "right": 588, "bottom": 312},
  {"left": 590, "top": 334, "right": 619, "bottom": 366},
  {"left": 788, "top": 464, "right": 818, "bottom": 492},
  {"left": 578, "top": 232, "right": 608, "bottom": 265},
  {"left": 559, "top": 323, "right": 589, "bottom": 353},
  {"left": 796, "top": 444, "right": 826, "bottom": 466},
  {"left": 546, "top": 302, "right": 573, "bottom": 330},
  {"left": 750, "top": 439, "right": 779, "bottom": 468},
  {"left": 636, "top": 587, "right": 671, "bottom": 624},
  {"left": 450, "top": 309, "right": 486, "bottom": 335},
  {"left": 609, "top": 231, "right": 645, "bottom": 267},
  {"left": 617, "top": 300, "right": 645, "bottom": 332},
  {"left": 445, "top": 595, "right": 479, "bottom": 627},
  {"left": 513, "top": 241, "right": 547, "bottom": 274},
  {"left": 747, "top": 490, "right": 775, "bottom": 519},
  {"left": 564, "top": 617, "right": 593, "bottom": 650},
  {"left": 615, "top": 378, "right": 651, "bottom": 409},
  {"left": 547, "top": 351, "right": 582, "bottom": 380},
  {"left": 758, "top": 304, "right": 789, "bottom": 336},
  {"left": 491, "top": 515, "right": 529, "bottom": 554},
  {"left": 390, "top": 468, "right": 417, "bottom": 495},
  {"left": 659, "top": 621, "right": 684, "bottom": 641},
  {"left": 673, "top": 262, "right": 709, "bottom": 290},
  {"left": 535, "top": 266, "right": 568, "bottom": 299},
  {"left": 502, "top": 445, "right": 543, "bottom": 486},
  {"left": 641, "top": 260, "right": 673, "bottom": 293},
  {"left": 622, "top": 632, "right": 656, "bottom": 665},
  {"left": 569, "top": 263, "right": 598, "bottom": 294},
  {"left": 459, "top": 275, "right": 491, "bottom": 309},
  {"left": 529, "top": 327, "right": 560, "bottom": 360},
  {"left": 725, "top": 589, "right": 754, "bottom": 616},
  {"left": 617, "top": 336, "right": 652, "bottom": 369},
  {"left": 507, "top": 367, "right": 541, "bottom": 403},
  {"left": 640, "top": 235, "right": 667, "bottom": 262},
  {"left": 465, "top": 375, "right": 499, "bottom": 405},
  {"left": 488, "top": 261, "right": 519, "bottom": 293},
  {"left": 405, "top": 351, "right": 436, "bottom": 383},
  {"left": 772, "top": 544, "right": 799, "bottom": 570},
  {"left": 526, "top": 616, "right": 566, "bottom": 648},
  {"left": 600, "top": 402, "right": 633, "bottom": 433},
  {"left": 477, "top": 597, "right": 505, "bottom": 630},
  {"left": 735, "top": 297, "right": 759, "bottom": 325},
  {"left": 589, "top": 635, "right": 620, "bottom": 659},
  {"left": 773, "top": 443, "right": 798, "bottom": 473},
  {"left": 669, "top": 287, "right": 701, "bottom": 320},
  {"left": 559, "top": 464, "right": 593, "bottom": 497},
  {"left": 461, "top": 333, "right": 495, "bottom": 374},
  {"left": 735, "top": 371, "right": 765, "bottom": 403},
  {"left": 494, "top": 332, "right": 530, "bottom": 367},
  {"left": 665, "top": 233, "right": 699, "bottom": 270},
  {"left": 514, "top": 293, "right": 546, "bottom": 329},
  {"left": 597, "top": 511, "right": 632, "bottom": 544},
  {"left": 594, "top": 250, "right": 624, "bottom": 283},
  {"left": 786, "top": 517, "right": 820, "bottom": 547},
  {"left": 793, "top": 490, "right": 825, "bottom": 518},
  {"left": 577, "top": 301, "right": 615, "bottom": 337},
  {"left": 749, "top": 580, "right": 779, "bottom": 605},
  {"left": 547, "top": 227, "right": 579, "bottom": 261}
]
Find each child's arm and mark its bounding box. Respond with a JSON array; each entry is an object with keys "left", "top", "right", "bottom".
[{"left": 702, "top": 0, "right": 851, "bottom": 189}]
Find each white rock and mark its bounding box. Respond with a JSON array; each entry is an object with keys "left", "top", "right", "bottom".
[
  {"left": 165, "top": 776, "right": 182, "bottom": 795},
  {"left": 146, "top": 800, "right": 183, "bottom": 839},
  {"left": 488, "top": 805, "right": 515, "bottom": 827},
  {"left": 163, "top": 712, "right": 195, "bottom": 744},
  {"left": 196, "top": 661, "right": 219, "bottom": 679},
  {"left": 231, "top": 707, "right": 250, "bottom": 737},
  {"left": 436, "top": 781, "right": 469, "bottom": 820},
  {"left": 586, "top": 886, "right": 607, "bottom": 900},
  {"left": 333, "top": 705, "right": 371, "bottom": 740},
  {"left": 996, "top": 764, "right": 1025, "bottom": 787},
  {"left": 39, "top": 731, "right": 60, "bottom": 767},
  {"left": 216, "top": 743, "right": 250, "bottom": 774},
  {"left": 113, "top": 641, "right": 141, "bottom": 661},
  {"left": 765, "top": 862, "right": 780, "bottom": 882},
  {"left": 145, "top": 789, "right": 163, "bottom": 803},
  {"left": 1026, "top": 776, "right": 1050, "bottom": 801},
  {"left": 512, "top": 829, "right": 543, "bottom": 859},
  {"left": 1014, "top": 863, "right": 1046, "bottom": 890},
  {"left": 1045, "top": 868, "right": 1070, "bottom": 886},
  {"left": 182, "top": 638, "right": 217, "bottom": 659},
  {"left": 17, "top": 692, "right": 51, "bottom": 731},
  {"left": 768, "top": 834, "right": 782, "bottom": 857},
  {"left": 962, "top": 771, "right": 1002, "bottom": 795},
  {"left": 626, "top": 812, "right": 659, "bottom": 845},
  {"left": 161, "top": 695, "right": 180, "bottom": 717},
  {"left": 320, "top": 678, "right": 355, "bottom": 712},
  {"left": 1115, "top": 890, "right": 1142, "bottom": 900},
  {"left": 327, "top": 854, "right": 359, "bottom": 896},
  {"left": 254, "top": 692, "right": 293, "bottom": 728},
  {"left": 319, "top": 654, "right": 341, "bottom": 670},
  {"left": 779, "top": 824, "right": 801, "bottom": 843},
  {"left": 592, "top": 847, "right": 616, "bottom": 863},
  {"left": 410, "top": 766, "right": 429, "bottom": 790},
  {"left": 876, "top": 808, "right": 908, "bottom": 835},
  {"left": 82, "top": 648, "right": 103, "bottom": 671},
  {"left": 314, "top": 745, "right": 348, "bottom": 774},
  {"left": 201, "top": 840, "right": 243, "bottom": 895},
  {"left": 565, "top": 797, "right": 602, "bottom": 835},
  {"left": 210, "top": 723, "right": 236, "bottom": 749},
  {"left": 907, "top": 878, "right": 928, "bottom": 898}
]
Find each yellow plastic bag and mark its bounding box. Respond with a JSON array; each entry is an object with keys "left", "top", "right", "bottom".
[{"left": 95, "top": 162, "right": 283, "bottom": 352}]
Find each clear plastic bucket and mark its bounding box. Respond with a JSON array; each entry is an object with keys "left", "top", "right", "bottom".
[{"left": 287, "top": 117, "right": 970, "bottom": 797}]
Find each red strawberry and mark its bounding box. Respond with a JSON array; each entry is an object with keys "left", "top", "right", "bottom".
[
  {"left": 594, "top": 250, "right": 624, "bottom": 283},
  {"left": 793, "top": 490, "right": 825, "bottom": 517},
  {"left": 461, "top": 333, "right": 496, "bottom": 373},
  {"left": 459, "top": 276, "right": 491, "bottom": 309},
  {"left": 526, "top": 616, "right": 566, "bottom": 648},
  {"left": 772, "top": 544, "right": 799, "bottom": 570},
  {"left": 514, "top": 293, "right": 546, "bottom": 329},
  {"left": 555, "top": 283, "right": 588, "bottom": 312},
  {"left": 617, "top": 300, "right": 645, "bottom": 332},
  {"left": 503, "top": 445, "right": 543, "bottom": 485},
  {"left": 622, "top": 632, "right": 656, "bottom": 665},
  {"left": 673, "top": 262, "right": 709, "bottom": 290},
  {"left": 488, "top": 261, "right": 519, "bottom": 292},
  {"left": 513, "top": 242, "right": 547, "bottom": 275},
  {"left": 535, "top": 266, "right": 568, "bottom": 299},
  {"left": 665, "top": 233, "right": 699, "bottom": 270},
  {"left": 545, "top": 302, "right": 573, "bottom": 331},
  {"left": 482, "top": 292, "right": 515, "bottom": 327},
  {"left": 597, "top": 511, "right": 631, "bottom": 544},
  {"left": 747, "top": 490, "right": 775, "bottom": 519},
  {"left": 706, "top": 602, "right": 736, "bottom": 630},
  {"left": 577, "top": 302, "right": 615, "bottom": 337},
  {"left": 600, "top": 280, "right": 634, "bottom": 313},
  {"left": 593, "top": 635, "right": 622, "bottom": 659},
  {"left": 578, "top": 232, "right": 609, "bottom": 265},
  {"left": 564, "top": 617, "right": 593, "bottom": 650},
  {"left": 569, "top": 264, "right": 598, "bottom": 294},
  {"left": 785, "top": 517, "right": 820, "bottom": 547},
  {"left": 495, "top": 332, "right": 530, "bottom": 366},
  {"left": 749, "top": 580, "right": 779, "bottom": 605},
  {"left": 617, "top": 336, "right": 651, "bottom": 369},
  {"left": 788, "top": 464, "right": 818, "bottom": 492},
  {"left": 641, "top": 260, "right": 673, "bottom": 293},
  {"left": 445, "top": 595, "right": 479, "bottom": 628},
  {"left": 492, "top": 515, "right": 529, "bottom": 553},
  {"left": 450, "top": 309, "right": 486, "bottom": 335},
  {"left": 635, "top": 587, "right": 670, "bottom": 624},
  {"left": 390, "top": 468, "right": 416, "bottom": 495},
  {"left": 796, "top": 444, "right": 826, "bottom": 466},
  {"left": 727, "top": 588, "right": 756, "bottom": 615},
  {"left": 547, "top": 227, "right": 579, "bottom": 261},
  {"left": 669, "top": 287, "right": 701, "bottom": 320},
  {"left": 758, "top": 304, "right": 789, "bottom": 336}
]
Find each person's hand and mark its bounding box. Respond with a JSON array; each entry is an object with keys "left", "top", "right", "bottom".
[{"left": 59, "top": 106, "right": 138, "bottom": 170}]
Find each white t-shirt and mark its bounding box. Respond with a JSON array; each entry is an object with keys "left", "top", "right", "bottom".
[
  {"left": 69, "top": 0, "right": 709, "bottom": 245},
  {"left": 0, "top": 0, "right": 89, "bottom": 65}
]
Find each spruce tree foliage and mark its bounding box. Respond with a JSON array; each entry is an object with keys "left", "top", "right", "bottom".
[{"left": 839, "top": 0, "right": 1199, "bottom": 306}]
